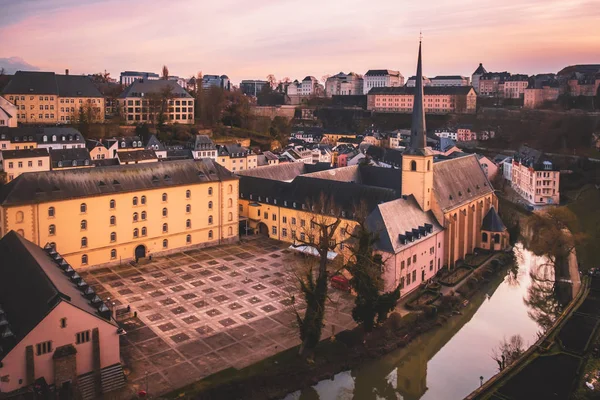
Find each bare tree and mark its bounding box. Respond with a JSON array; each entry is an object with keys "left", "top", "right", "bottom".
[
  {"left": 266, "top": 74, "right": 277, "bottom": 89},
  {"left": 162, "top": 65, "right": 169, "bottom": 80},
  {"left": 491, "top": 335, "right": 525, "bottom": 371},
  {"left": 290, "top": 194, "right": 342, "bottom": 359}
]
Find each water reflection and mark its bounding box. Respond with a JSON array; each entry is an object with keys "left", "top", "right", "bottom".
[{"left": 285, "top": 244, "right": 571, "bottom": 400}]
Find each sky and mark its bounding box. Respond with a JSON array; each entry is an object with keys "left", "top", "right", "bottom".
[{"left": 1, "top": 0, "right": 599, "bottom": 85}]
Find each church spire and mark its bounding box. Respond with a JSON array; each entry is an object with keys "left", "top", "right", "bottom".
[{"left": 409, "top": 38, "right": 427, "bottom": 152}]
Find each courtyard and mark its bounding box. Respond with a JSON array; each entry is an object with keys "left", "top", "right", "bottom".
[{"left": 80, "top": 236, "right": 356, "bottom": 396}]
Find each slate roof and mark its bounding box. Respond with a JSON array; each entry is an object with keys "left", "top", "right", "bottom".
[
  {"left": 119, "top": 79, "right": 192, "bottom": 99},
  {"left": 193, "top": 135, "right": 216, "bottom": 150},
  {"left": 513, "top": 145, "right": 556, "bottom": 170},
  {"left": 0, "top": 231, "right": 116, "bottom": 361},
  {"left": 217, "top": 144, "right": 252, "bottom": 158},
  {"left": 430, "top": 75, "right": 467, "bottom": 80},
  {"left": 303, "top": 165, "right": 402, "bottom": 193},
  {"left": 146, "top": 135, "right": 166, "bottom": 151},
  {"left": 433, "top": 154, "right": 494, "bottom": 212},
  {"left": 49, "top": 148, "right": 92, "bottom": 169},
  {"left": 481, "top": 206, "right": 506, "bottom": 232},
  {"left": 1, "top": 148, "right": 49, "bottom": 159},
  {"left": 117, "top": 150, "right": 158, "bottom": 163},
  {"left": 365, "top": 70, "right": 401, "bottom": 77},
  {"left": 473, "top": 63, "right": 487, "bottom": 75},
  {"left": 0, "top": 159, "right": 236, "bottom": 206},
  {"left": 166, "top": 149, "right": 193, "bottom": 160},
  {"left": 239, "top": 174, "right": 398, "bottom": 219},
  {"left": 365, "top": 145, "right": 403, "bottom": 168},
  {"left": 369, "top": 86, "right": 474, "bottom": 95},
  {"left": 0, "top": 126, "right": 84, "bottom": 145},
  {"left": 2, "top": 71, "right": 102, "bottom": 97},
  {"left": 93, "top": 158, "right": 119, "bottom": 167},
  {"left": 237, "top": 162, "right": 330, "bottom": 182},
  {"left": 366, "top": 196, "right": 443, "bottom": 253}
]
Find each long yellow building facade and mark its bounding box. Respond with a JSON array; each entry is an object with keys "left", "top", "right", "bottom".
[{"left": 0, "top": 159, "right": 238, "bottom": 268}]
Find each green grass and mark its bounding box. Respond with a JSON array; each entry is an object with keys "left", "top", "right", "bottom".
[{"left": 567, "top": 186, "right": 600, "bottom": 270}]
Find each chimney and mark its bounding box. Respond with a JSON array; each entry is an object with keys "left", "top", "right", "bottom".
[{"left": 65, "top": 69, "right": 69, "bottom": 75}]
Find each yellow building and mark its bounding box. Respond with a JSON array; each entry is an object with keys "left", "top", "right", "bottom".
[
  {"left": 0, "top": 159, "right": 239, "bottom": 268},
  {"left": 216, "top": 144, "right": 258, "bottom": 172},
  {"left": 0, "top": 149, "right": 50, "bottom": 182},
  {"left": 1, "top": 71, "right": 105, "bottom": 125}
]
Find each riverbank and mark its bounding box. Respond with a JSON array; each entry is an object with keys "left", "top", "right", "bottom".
[
  {"left": 466, "top": 243, "right": 586, "bottom": 399},
  {"left": 162, "top": 252, "right": 512, "bottom": 399}
]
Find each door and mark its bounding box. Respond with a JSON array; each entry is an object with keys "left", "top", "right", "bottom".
[{"left": 135, "top": 245, "right": 146, "bottom": 259}]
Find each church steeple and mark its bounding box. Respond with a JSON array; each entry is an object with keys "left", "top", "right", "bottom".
[
  {"left": 401, "top": 36, "right": 434, "bottom": 212},
  {"left": 408, "top": 39, "right": 427, "bottom": 153}
]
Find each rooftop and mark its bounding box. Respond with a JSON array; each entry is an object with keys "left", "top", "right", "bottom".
[
  {"left": 119, "top": 79, "right": 192, "bottom": 99},
  {"left": 2, "top": 71, "right": 102, "bottom": 97},
  {"left": 369, "top": 86, "right": 474, "bottom": 95},
  {"left": 1, "top": 148, "right": 49, "bottom": 159}
]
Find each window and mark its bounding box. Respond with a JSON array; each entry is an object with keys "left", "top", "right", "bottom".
[
  {"left": 133, "top": 228, "right": 139, "bottom": 238},
  {"left": 133, "top": 212, "right": 139, "bottom": 222},
  {"left": 76, "top": 330, "right": 90, "bottom": 344},
  {"left": 427, "top": 160, "right": 431, "bottom": 171},
  {"left": 28, "top": 161, "right": 32, "bottom": 167},
  {"left": 208, "top": 215, "right": 213, "bottom": 224},
  {"left": 186, "top": 234, "right": 192, "bottom": 244},
  {"left": 8, "top": 162, "right": 13, "bottom": 169},
  {"left": 186, "top": 219, "right": 191, "bottom": 229},
  {"left": 228, "top": 198, "right": 233, "bottom": 208},
  {"left": 162, "top": 239, "right": 168, "bottom": 249},
  {"left": 110, "top": 232, "right": 116, "bottom": 242},
  {"left": 49, "top": 224, "right": 56, "bottom": 235},
  {"left": 81, "top": 254, "right": 88, "bottom": 265},
  {"left": 186, "top": 190, "right": 191, "bottom": 199},
  {"left": 80, "top": 220, "right": 87, "bottom": 230},
  {"left": 282, "top": 228, "right": 288, "bottom": 237},
  {"left": 162, "top": 193, "right": 167, "bottom": 202},
  {"left": 412, "top": 255, "right": 417, "bottom": 263},
  {"left": 81, "top": 237, "right": 87, "bottom": 247},
  {"left": 228, "top": 227, "right": 233, "bottom": 235},
  {"left": 141, "top": 227, "right": 147, "bottom": 236},
  {"left": 141, "top": 196, "right": 146, "bottom": 205},
  {"left": 300, "top": 219, "right": 306, "bottom": 227},
  {"left": 162, "top": 223, "right": 168, "bottom": 233},
  {"left": 407, "top": 257, "right": 411, "bottom": 267},
  {"left": 412, "top": 270, "right": 416, "bottom": 282},
  {"left": 132, "top": 196, "right": 138, "bottom": 206},
  {"left": 60, "top": 318, "right": 67, "bottom": 328},
  {"left": 272, "top": 214, "right": 276, "bottom": 221},
  {"left": 162, "top": 208, "right": 168, "bottom": 217},
  {"left": 141, "top": 211, "right": 146, "bottom": 220},
  {"left": 272, "top": 226, "right": 277, "bottom": 235},
  {"left": 208, "top": 230, "right": 213, "bottom": 239},
  {"left": 430, "top": 260, "right": 434, "bottom": 271},
  {"left": 208, "top": 187, "right": 213, "bottom": 196},
  {"left": 110, "top": 199, "right": 116, "bottom": 209},
  {"left": 80, "top": 203, "right": 87, "bottom": 213},
  {"left": 291, "top": 217, "right": 296, "bottom": 225},
  {"left": 208, "top": 201, "right": 213, "bottom": 210},
  {"left": 410, "top": 160, "right": 417, "bottom": 171},
  {"left": 186, "top": 204, "right": 191, "bottom": 213},
  {"left": 36, "top": 341, "right": 53, "bottom": 355},
  {"left": 111, "top": 249, "right": 117, "bottom": 259},
  {"left": 282, "top": 216, "right": 287, "bottom": 224},
  {"left": 228, "top": 184, "right": 233, "bottom": 194},
  {"left": 482, "top": 232, "right": 488, "bottom": 242}
]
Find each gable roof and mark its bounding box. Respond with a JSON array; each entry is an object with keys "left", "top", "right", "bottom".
[
  {"left": 367, "top": 196, "right": 443, "bottom": 253},
  {"left": 49, "top": 148, "right": 91, "bottom": 168},
  {"left": 0, "top": 231, "right": 115, "bottom": 361},
  {"left": 1, "top": 148, "right": 49, "bottom": 159},
  {"left": 481, "top": 206, "right": 506, "bottom": 232},
  {"left": 433, "top": 154, "right": 494, "bottom": 212},
  {"left": 473, "top": 63, "right": 487, "bottom": 75},
  {"left": 119, "top": 79, "right": 192, "bottom": 98},
  {"left": 0, "top": 159, "right": 236, "bottom": 206},
  {"left": 365, "top": 70, "right": 401, "bottom": 77},
  {"left": 2, "top": 71, "right": 102, "bottom": 97},
  {"left": 145, "top": 135, "right": 166, "bottom": 151}
]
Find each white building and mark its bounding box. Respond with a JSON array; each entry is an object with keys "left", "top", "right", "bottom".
[
  {"left": 119, "top": 71, "right": 159, "bottom": 86},
  {"left": 429, "top": 76, "right": 470, "bottom": 87},
  {"left": 502, "top": 157, "right": 513, "bottom": 183},
  {"left": 325, "top": 72, "right": 363, "bottom": 96},
  {"left": 363, "top": 70, "right": 404, "bottom": 94},
  {"left": 191, "top": 135, "right": 217, "bottom": 160},
  {"left": 433, "top": 129, "right": 458, "bottom": 141},
  {"left": 300, "top": 76, "right": 321, "bottom": 97}
]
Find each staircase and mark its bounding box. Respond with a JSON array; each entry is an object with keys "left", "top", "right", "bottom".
[
  {"left": 100, "top": 363, "right": 126, "bottom": 394},
  {"left": 77, "top": 371, "right": 98, "bottom": 400}
]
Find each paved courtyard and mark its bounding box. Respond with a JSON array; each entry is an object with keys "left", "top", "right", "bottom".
[{"left": 80, "top": 236, "right": 356, "bottom": 396}]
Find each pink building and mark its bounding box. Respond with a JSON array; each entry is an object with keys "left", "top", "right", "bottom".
[
  {"left": 337, "top": 153, "right": 349, "bottom": 167},
  {"left": 367, "top": 197, "right": 444, "bottom": 294},
  {"left": 524, "top": 86, "right": 560, "bottom": 108},
  {"left": 512, "top": 146, "right": 560, "bottom": 206},
  {"left": 0, "top": 231, "right": 123, "bottom": 397},
  {"left": 456, "top": 125, "right": 476, "bottom": 141}
]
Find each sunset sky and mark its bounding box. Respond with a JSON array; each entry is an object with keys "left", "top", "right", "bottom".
[{"left": 1, "top": 0, "right": 599, "bottom": 84}]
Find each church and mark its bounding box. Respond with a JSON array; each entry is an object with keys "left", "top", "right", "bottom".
[{"left": 237, "top": 41, "right": 508, "bottom": 295}]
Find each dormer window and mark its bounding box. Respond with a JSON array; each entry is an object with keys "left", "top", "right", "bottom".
[{"left": 121, "top": 141, "right": 126, "bottom": 148}]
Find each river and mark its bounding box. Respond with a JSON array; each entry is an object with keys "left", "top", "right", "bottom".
[{"left": 284, "top": 243, "right": 571, "bottom": 400}]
